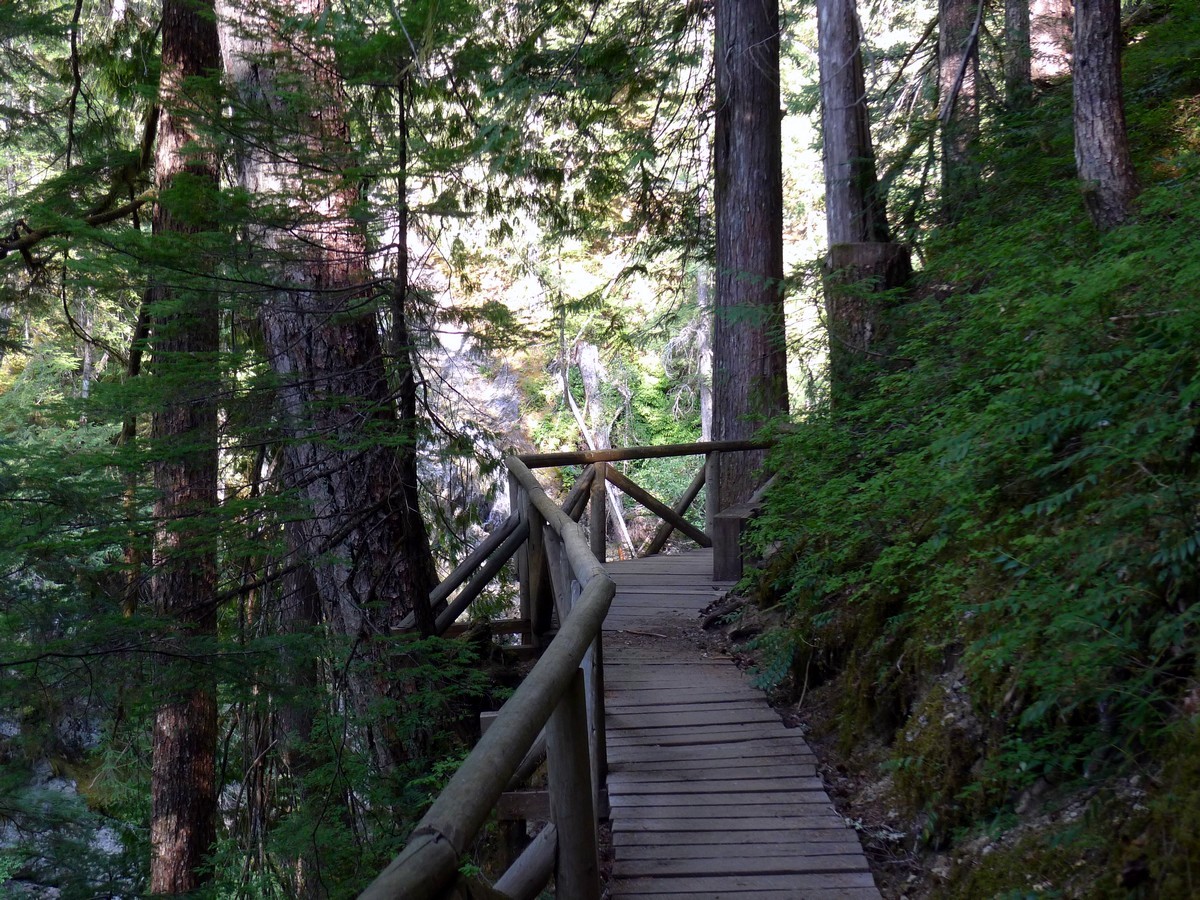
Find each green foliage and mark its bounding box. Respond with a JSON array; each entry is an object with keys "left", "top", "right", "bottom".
[{"left": 748, "top": 1, "right": 1200, "bottom": 877}]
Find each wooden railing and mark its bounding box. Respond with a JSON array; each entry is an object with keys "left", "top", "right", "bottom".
[{"left": 361, "top": 440, "right": 769, "bottom": 900}]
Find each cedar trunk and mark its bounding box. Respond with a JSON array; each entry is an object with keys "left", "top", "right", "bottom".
[
  {"left": 713, "top": 0, "right": 788, "bottom": 509},
  {"left": 148, "top": 0, "right": 221, "bottom": 891},
  {"left": 218, "top": 0, "right": 436, "bottom": 771},
  {"left": 1073, "top": 0, "right": 1139, "bottom": 230},
  {"left": 816, "top": 0, "right": 908, "bottom": 404},
  {"left": 938, "top": 0, "right": 981, "bottom": 215},
  {"left": 817, "top": 0, "right": 890, "bottom": 246},
  {"left": 1004, "top": 0, "right": 1034, "bottom": 106}
]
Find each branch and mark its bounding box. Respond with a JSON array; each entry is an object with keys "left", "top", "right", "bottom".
[
  {"left": 0, "top": 190, "right": 156, "bottom": 261},
  {"left": 879, "top": 15, "right": 938, "bottom": 105},
  {"left": 937, "top": 0, "right": 985, "bottom": 124}
]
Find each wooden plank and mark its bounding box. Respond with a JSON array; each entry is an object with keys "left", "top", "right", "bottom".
[
  {"left": 613, "top": 841, "right": 865, "bottom": 861},
  {"left": 607, "top": 763, "right": 817, "bottom": 781},
  {"left": 609, "top": 777, "right": 826, "bottom": 795},
  {"left": 611, "top": 886, "right": 880, "bottom": 900},
  {"left": 613, "top": 855, "right": 873, "bottom": 877},
  {"left": 607, "top": 709, "right": 779, "bottom": 729},
  {"left": 611, "top": 817, "right": 850, "bottom": 833},
  {"left": 605, "top": 573, "right": 721, "bottom": 585},
  {"left": 606, "top": 741, "right": 810, "bottom": 764},
  {"left": 604, "top": 691, "right": 762, "bottom": 704},
  {"left": 611, "top": 804, "right": 835, "bottom": 820},
  {"left": 605, "top": 701, "right": 772, "bottom": 716},
  {"left": 605, "top": 727, "right": 797, "bottom": 746},
  {"left": 611, "top": 828, "right": 858, "bottom": 847},
  {"left": 610, "top": 779, "right": 828, "bottom": 795},
  {"left": 608, "top": 872, "right": 878, "bottom": 893}
]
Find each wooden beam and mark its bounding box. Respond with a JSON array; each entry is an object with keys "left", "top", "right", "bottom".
[
  {"left": 547, "top": 670, "right": 601, "bottom": 900},
  {"left": 434, "top": 521, "right": 530, "bottom": 634},
  {"left": 590, "top": 462, "right": 607, "bottom": 564},
  {"left": 605, "top": 467, "right": 712, "bottom": 549},
  {"left": 493, "top": 825, "right": 557, "bottom": 900},
  {"left": 519, "top": 439, "right": 772, "bottom": 469},
  {"left": 560, "top": 465, "right": 594, "bottom": 519},
  {"left": 641, "top": 463, "right": 707, "bottom": 557}
]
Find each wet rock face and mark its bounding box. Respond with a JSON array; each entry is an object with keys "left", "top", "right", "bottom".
[{"left": 420, "top": 339, "right": 530, "bottom": 536}]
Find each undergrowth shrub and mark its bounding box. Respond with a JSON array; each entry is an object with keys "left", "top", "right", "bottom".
[{"left": 749, "top": 0, "right": 1200, "bottom": 867}]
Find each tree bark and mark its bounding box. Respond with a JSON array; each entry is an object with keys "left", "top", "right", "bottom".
[
  {"left": 817, "top": 0, "right": 890, "bottom": 246},
  {"left": 816, "top": 0, "right": 908, "bottom": 404},
  {"left": 823, "top": 242, "right": 911, "bottom": 403},
  {"left": 1073, "top": 0, "right": 1139, "bottom": 230},
  {"left": 1032, "top": 0, "right": 1074, "bottom": 80},
  {"left": 218, "top": 0, "right": 437, "bottom": 772},
  {"left": 1005, "top": 0, "right": 1034, "bottom": 106},
  {"left": 938, "top": 0, "right": 982, "bottom": 216},
  {"left": 147, "top": 0, "right": 221, "bottom": 891},
  {"left": 713, "top": 0, "right": 788, "bottom": 509}
]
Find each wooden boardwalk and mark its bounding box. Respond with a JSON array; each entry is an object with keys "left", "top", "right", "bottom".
[{"left": 603, "top": 549, "right": 880, "bottom": 900}]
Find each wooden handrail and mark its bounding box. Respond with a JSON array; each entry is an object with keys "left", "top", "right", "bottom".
[
  {"left": 362, "top": 443, "right": 773, "bottom": 899},
  {"left": 518, "top": 439, "right": 771, "bottom": 469},
  {"left": 603, "top": 465, "right": 712, "bottom": 550},
  {"left": 360, "top": 456, "right": 612, "bottom": 900}
]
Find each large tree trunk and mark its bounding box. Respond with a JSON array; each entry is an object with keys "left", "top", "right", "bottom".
[
  {"left": 713, "top": 0, "right": 788, "bottom": 509},
  {"left": 218, "top": 0, "right": 437, "bottom": 772},
  {"left": 938, "top": 0, "right": 982, "bottom": 216},
  {"left": 817, "top": 0, "right": 908, "bottom": 404},
  {"left": 1073, "top": 0, "right": 1138, "bottom": 230},
  {"left": 817, "top": 0, "right": 890, "bottom": 247},
  {"left": 1005, "top": 0, "right": 1034, "bottom": 106},
  {"left": 148, "top": 0, "right": 221, "bottom": 891}
]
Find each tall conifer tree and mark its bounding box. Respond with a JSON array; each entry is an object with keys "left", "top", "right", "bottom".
[{"left": 713, "top": 0, "right": 788, "bottom": 508}]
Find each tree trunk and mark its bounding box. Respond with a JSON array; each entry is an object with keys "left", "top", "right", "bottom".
[
  {"left": 147, "top": 0, "right": 221, "bottom": 891},
  {"left": 713, "top": 0, "right": 788, "bottom": 509},
  {"left": 938, "top": 0, "right": 982, "bottom": 216},
  {"left": 823, "top": 243, "right": 912, "bottom": 403},
  {"left": 218, "top": 0, "right": 437, "bottom": 772},
  {"left": 696, "top": 269, "right": 713, "bottom": 443},
  {"left": 817, "top": 0, "right": 890, "bottom": 246},
  {"left": 816, "top": 0, "right": 908, "bottom": 404},
  {"left": 1032, "top": 0, "right": 1074, "bottom": 80},
  {"left": 1073, "top": 0, "right": 1138, "bottom": 230},
  {"left": 1005, "top": 0, "right": 1034, "bottom": 106}
]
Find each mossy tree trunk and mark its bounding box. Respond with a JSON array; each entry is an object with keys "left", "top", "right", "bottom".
[
  {"left": 938, "top": 0, "right": 982, "bottom": 217},
  {"left": 1004, "top": 0, "right": 1034, "bottom": 106}
]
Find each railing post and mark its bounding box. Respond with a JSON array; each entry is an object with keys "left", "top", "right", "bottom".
[
  {"left": 546, "top": 668, "right": 600, "bottom": 900},
  {"left": 585, "top": 633, "right": 607, "bottom": 804},
  {"left": 590, "top": 462, "right": 607, "bottom": 564},
  {"left": 705, "top": 450, "right": 722, "bottom": 534},
  {"left": 509, "top": 472, "right": 531, "bottom": 643},
  {"left": 527, "top": 503, "right": 552, "bottom": 645}
]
